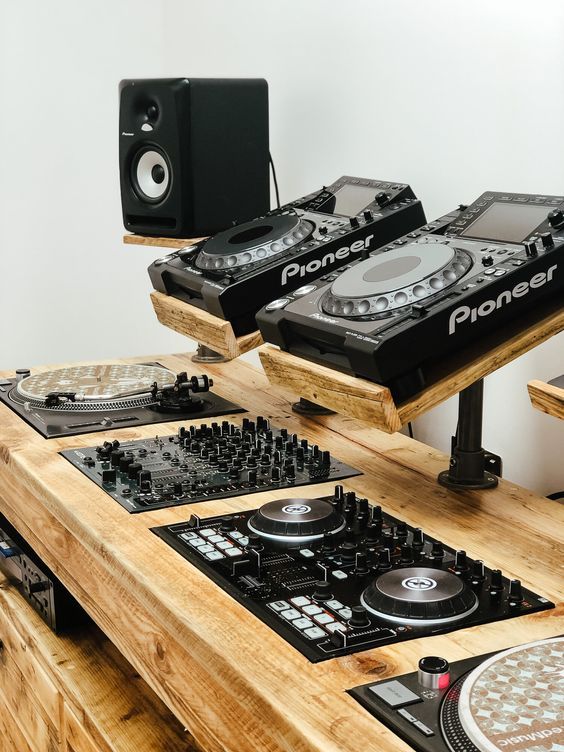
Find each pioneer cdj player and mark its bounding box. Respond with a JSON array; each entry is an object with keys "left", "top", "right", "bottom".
[
  {"left": 148, "top": 176, "right": 426, "bottom": 334},
  {"left": 151, "top": 486, "right": 553, "bottom": 661},
  {"left": 350, "top": 636, "right": 563, "bottom": 752},
  {"left": 257, "top": 191, "right": 564, "bottom": 399}
]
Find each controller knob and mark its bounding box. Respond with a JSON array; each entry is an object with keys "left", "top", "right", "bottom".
[
  {"left": 508, "top": 579, "right": 524, "bottom": 604},
  {"left": 418, "top": 657, "right": 450, "bottom": 689},
  {"left": 220, "top": 516, "right": 234, "bottom": 532},
  {"left": 454, "top": 549, "right": 468, "bottom": 573},
  {"left": 313, "top": 580, "right": 332, "bottom": 602},
  {"left": 349, "top": 605, "right": 370, "bottom": 628},
  {"left": 471, "top": 560, "right": 486, "bottom": 583},
  {"left": 489, "top": 568, "right": 504, "bottom": 594},
  {"left": 523, "top": 239, "right": 538, "bottom": 257},
  {"left": 548, "top": 208, "right": 564, "bottom": 228},
  {"left": 431, "top": 541, "right": 445, "bottom": 559},
  {"left": 375, "top": 191, "right": 390, "bottom": 207},
  {"left": 349, "top": 217, "right": 360, "bottom": 229},
  {"left": 482, "top": 254, "right": 494, "bottom": 266},
  {"left": 540, "top": 231, "right": 554, "bottom": 249}
]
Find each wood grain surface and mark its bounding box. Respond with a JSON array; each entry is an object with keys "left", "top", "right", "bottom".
[
  {"left": 528, "top": 378, "right": 564, "bottom": 420},
  {"left": 151, "top": 290, "right": 263, "bottom": 359},
  {"left": 0, "top": 353, "right": 562, "bottom": 752},
  {"left": 260, "top": 299, "right": 564, "bottom": 431},
  {"left": 123, "top": 234, "right": 205, "bottom": 248}
]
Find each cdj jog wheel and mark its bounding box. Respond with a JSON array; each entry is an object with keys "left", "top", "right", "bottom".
[
  {"left": 322, "top": 241, "right": 473, "bottom": 317},
  {"left": 247, "top": 498, "right": 345, "bottom": 542},
  {"left": 195, "top": 213, "right": 314, "bottom": 271},
  {"left": 441, "top": 637, "right": 564, "bottom": 752},
  {"left": 11, "top": 364, "right": 176, "bottom": 412},
  {"left": 361, "top": 567, "right": 478, "bottom": 625}
]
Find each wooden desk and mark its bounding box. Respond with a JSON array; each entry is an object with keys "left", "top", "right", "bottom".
[
  {"left": 528, "top": 376, "right": 564, "bottom": 420},
  {"left": 0, "top": 354, "right": 562, "bottom": 752}
]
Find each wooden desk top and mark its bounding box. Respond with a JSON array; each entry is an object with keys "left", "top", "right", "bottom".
[{"left": 0, "top": 354, "right": 562, "bottom": 752}]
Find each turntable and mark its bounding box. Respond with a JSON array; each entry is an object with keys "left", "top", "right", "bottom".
[
  {"left": 151, "top": 487, "right": 553, "bottom": 661},
  {"left": 148, "top": 175, "right": 426, "bottom": 335},
  {"left": 0, "top": 363, "right": 244, "bottom": 438},
  {"left": 257, "top": 190, "right": 564, "bottom": 399},
  {"left": 350, "top": 636, "right": 564, "bottom": 752}
]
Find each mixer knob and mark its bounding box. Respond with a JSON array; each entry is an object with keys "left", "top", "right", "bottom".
[
  {"left": 111, "top": 449, "right": 125, "bottom": 467},
  {"left": 454, "top": 550, "right": 468, "bottom": 573},
  {"left": 363, "top": 210, "right": 373, "bottom": 222},
  {"left": 229, "top": 467, "right": 240, "bottom": 479},
  {"left": 260, "top": 454, "right": 270, "bottom": 467},
  {"left": 220, "top": 516, "right": 234, "bottom": 532},
  {"left": 345, "top": 505, "right": 356, "bottom": 525},
  {"left": 344, "top": 526, "right": 356, "bottom": 544},
  {"left": 313, "top": 580, "right": 332, "bottom": 601},
  {"left": 548, "top": 208, "right": 564, "bottom": 228},
  {"left": 354, "top": 552, "right": 370, "bottom": 575},
  {"left": 418, "top": 657, "right": 450, "bottom": 689},
  {"left": 344, "top": 491, "right": 356, "bottom": 509},
  {"left": 247, "top": 534, "right": 263, "bottom": 550},
  {"left": 334, "top": 485, "right": 344, "bottom": 501},
  {"left": 321, "top": 450, "right": 331, "bottom": 466},
  {"left": 357, "top": 497, "right": 369, "bottom": 518},
  {"left": 508, "top": 579, "right": 524, "bottom": 605},
  {"left": 285, "top": 464, "right": 296, "bottom": 480},
  {"left": 218, "top": 460, "right": 228, "bottom": 472},
  {"left": 540, "top": 231, "right": 554, "bottom": 249},
  {"left": 396, "top": 522, "right": 408, "bottom": 542},
  {"left": 271, "top": 467, "right": 281, "bottom": 482},
  {"left": 523, "top": 239, "right": 538, "bottom": 258},
  {"left": 412, "top": 528, "right": 425, "bottom": 550},
  {"left": 248, "top": 470, "right": 257, "bottom": 485},
  {"left": 489, "top": 568, "right": 504, "bottom": 595},
  {"left": 173, "top": 482, "right": 183, "bottom": 495},
  {"left": 349, "top": 605, "right": 370, "bottom": 628},
  {"left": 366, "top": 521, "right": 382, "bottom": 543},
  {"left": 471, "top": 560, "right": 486, "bottom": 583},
  {"left": 119, "top": 456, "right": 133, "bottom": 473},
  {"left": 127, "top": 462, "right": 142, "bottom": 480},
  {"left": 349, "top": 217, "right": 360, "bottom": 229},
  {"left": 400, "top": 544, "right": 413, "bottom": 564},
  {"left": 482, "top": 254, "right": 494, "bottom": 266},
  {"left": 375, "top": 191, "right": 391, "bottom": 207},
  {"left": 322, "top": 534, "right": 336, "bottom": 554},
  {"left": 319, "top": 226, "right": 328, "bottom": 235},
  {"left": 247, "top": 456, "right": 257, "bottom": 468},
  {"left": 371, "top": 505, "right": 383, "bottom": 523},
  {"left": 377, "top": 548, "right": 392, "bottom": 570},
  {"left": 431, "top": 541, "right": 445, "bottom": 559}
]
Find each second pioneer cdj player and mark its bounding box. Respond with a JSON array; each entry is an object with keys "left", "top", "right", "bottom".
[
  {"left": 148, "top": 176, "right": 426, "bottom": 334},
  {"left": 258, "top": 191, "right": 564, "bottom": 398}
]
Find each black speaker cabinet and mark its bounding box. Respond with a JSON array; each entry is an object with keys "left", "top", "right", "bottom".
[{"left": 119, "top": 78, "right": 270, "bottom": 237}]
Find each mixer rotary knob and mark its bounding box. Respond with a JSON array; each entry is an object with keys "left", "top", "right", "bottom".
[
  {"left": 349, "top": 605, "right": 370, "bottom": 628},
  {"left": 482, "top": 254, "right": 494, "bottom": 266},
  {"left": 313, "top": 580, "right": 332, "bottom": 601},
  {"left": 523, "top": 239, "right": 538, "bottom": 258},
  {"left": 375, "top": 191, "right": 391, "bottom": 207},
  {"left": 508, "top": 579, "right": 524, "bottom": 605},
  {"left": 548, "top": 208, "right": 564, "bottom": 228}
]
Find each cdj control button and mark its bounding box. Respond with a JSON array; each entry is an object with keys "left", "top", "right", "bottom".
[
  {"left": 224, "top": 547, "right": 241, "bottom": 557},
  {"left": 512, "top": 259, "right": 525, "bottom": 266},
  {"left": 269, "top": 601, "right": 290, "bottom": 612},
  {"left": 302, "top": 604, "right": 323, "bottom": 616},
  {"left": 484, "top": 269, "right": 496, "bottom": 275},
  {"left": 229, "top": 531, "right": 243, "bottom": 539},
  {"left": 217, "top": 541, "right": 233, "bottom": 550},
  {"left": 314, "top": 613, "right": 335, "bottom": 625},
  {"left": 281, "top": 608, "right": 301, "bottom": 620},
  {"left": 303, "top": 627, "right": 326, "bottom": 640},
  {"left": 290, "top": 596, "right": 310, "bottom": 607},
  {"left": 294, "top": 285, "right": 317, "bottom": 296},
  {"left": 188, "top": 538, "right": 206, "bottom": 547},
  {"left": 332, "top": 570, "right": 348, "bottom": 580},
  {"left": 199, "top": 544, "right": 214, "bottom": 553},
  {"left": 338, "top": 607, "right": 353, "bottom": 620},
  {"left": 205, "top": 550, "right": 225, "bottom": 561},
  {"left": 494, "top": 269, "right": 507, "bottom": 276},
  {"left": 208, "top": 535, "right": 225, "bottom": 543},
  {"left": 326, "top": 599, "right": 344, "bottom": 610},
  {"left": 300, "top": 549, "right": 315, "bottom": 558},
  {"left": 179, "top": 531, "right": 198, "bottom": 541},
  {"left": 325, "top": 622, "right": 346, "bottom": 633},
  {"left": 238, "top": 537, "right": 249, "bottom": 546},
  {"left": 413, "top": 721, "right": 434, "bottom": 737},
  {"left": 265, "top": 298, "right": 291, "bottom": 311},
  {"left": 199, "top": 529, "right": 216, "bottom": 538},
  {"left": 368, "top": 680, "right": 422, "bottom": 709},
  {"left": 293, "top": 617, "right": 314, "bottom": 630}
]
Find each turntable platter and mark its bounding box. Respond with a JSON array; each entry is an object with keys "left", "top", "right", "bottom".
[
  {"left": 16, "top": 364, "right": 175, "bottom": 402},
  {"left": 322, "top": 241, "right": 473, "bottom": 317},
  {"left": 247, "top": 498, "right": 345, "bottom": 541},
  {"left": 195, "top": 213, "right": 313, "bottom": 271},
  {"left": 455, "top": 637, "right": 564, "bottom": 752},
  {"left": 361, "top": 567, "right": 478, "bottom": 625}
]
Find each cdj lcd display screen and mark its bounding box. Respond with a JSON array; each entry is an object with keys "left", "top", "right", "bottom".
[
  {"left": 461, "top": 201, "right": 548, "bottom": 243},
  {"left": 331, "top": 184, "right": 377, "bottom": 216}
]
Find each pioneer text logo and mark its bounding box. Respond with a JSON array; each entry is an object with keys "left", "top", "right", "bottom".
[
  {"left": 448, "top": 265, "right": 557, "bottom": 335},
  {"left": 281, "top": 235, "right": 374, "bottom": 286}
]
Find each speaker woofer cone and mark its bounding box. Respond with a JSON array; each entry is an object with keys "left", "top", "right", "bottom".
[{"left": 131, "top": 147, "right": 171, "bottom": 203}]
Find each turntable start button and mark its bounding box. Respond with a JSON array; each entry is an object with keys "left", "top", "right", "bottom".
[
  {"left": 265, "top": 298, "right": 291, "bottom": 311},
  {"left": 293, "top": 285, "right": 317, "bottom": 296}
]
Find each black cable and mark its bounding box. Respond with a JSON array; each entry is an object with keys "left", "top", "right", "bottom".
[
  {"left": 407, "top": 422, "right": 414, "bottom": 439},
  {"left": 269, "top": 152, "right": 280, "bottom": 209}
]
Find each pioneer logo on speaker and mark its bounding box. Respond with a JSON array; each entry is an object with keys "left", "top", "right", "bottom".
[
  {"left": 280, "top": 235, "right": 374, "bottom": 286},
  {"left": 448, "top": 264, "right": 558, "bottom": 335}
]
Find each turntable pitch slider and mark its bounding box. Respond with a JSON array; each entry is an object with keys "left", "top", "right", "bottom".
[
  {"left": 259, "top": 298, "right": 564, "bottom": 434},
  {"left": 151, "top": 290, "right": 263, "bottom": 361}
]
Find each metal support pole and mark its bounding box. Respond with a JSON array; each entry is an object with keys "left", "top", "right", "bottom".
[{"left": 191, "top": 344, "right": 226, "bottom": 364}]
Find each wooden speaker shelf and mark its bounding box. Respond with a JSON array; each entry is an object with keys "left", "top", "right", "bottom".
[
  {"left": 259, "top": 298, "right": 564, "bottom": 433},
  {"left": 528, "top": 377, "right": 564, "bottom": 420},
  {"left": 123, "top": 234, "right": 206, "bottom": 249},
  {"left": 151, "top": 290, "right": 263, "bottom": 360}
]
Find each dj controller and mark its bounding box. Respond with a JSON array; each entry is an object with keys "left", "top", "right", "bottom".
[
  {"left": 350, "top": 636, "right": 563, "bottom": 752},
  {"left": 148, "top": 175, "right": 426, "bottom": 334},
  {"left": 151, "top": 486, "right": 553, "bottom": 662},
  {"left": 62, "top": 417, "right": 360, "bottom": 513},
  {"left": 257, "top": 191, "right": 564, "bottom": 399},
  {"left": 0, "top": 363, "right": 244, "bottom": 438}
]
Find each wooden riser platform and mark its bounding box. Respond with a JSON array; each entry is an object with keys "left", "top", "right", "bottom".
[
  {"left": 123, "top": 234, "right": 205, "bottom": 249},
  {"left": 260, "top": 299, "right": 564, "bottom": 432},
  {"left": 528, "top": 377, "right": 564, "bottom": 420},
  {"left": 0, "top": 353, "right": 562, "bottom": 752},
  {"left": 150, "top": 290, "right": 262, "bottom": 360}
]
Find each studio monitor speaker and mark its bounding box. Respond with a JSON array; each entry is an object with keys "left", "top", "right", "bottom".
[{"left": 119, "top": 78, "right": 270, "bottom": 238}]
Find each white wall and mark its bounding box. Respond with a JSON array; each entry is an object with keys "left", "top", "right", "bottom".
[{"left": 1, "top": 0, "right": 562, "bottom": 494}]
